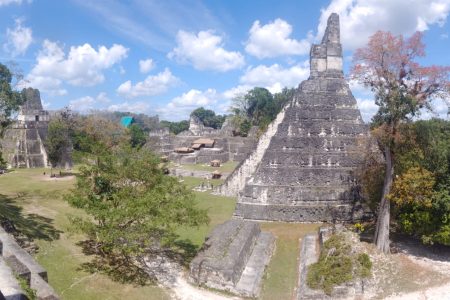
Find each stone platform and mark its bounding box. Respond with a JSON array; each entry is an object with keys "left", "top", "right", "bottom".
[
  {"left": 189, "top": 219, "right": 275, "bottom": 297},
  {"left": 0, "top": 227, "right": 59, "bottom": 299}
]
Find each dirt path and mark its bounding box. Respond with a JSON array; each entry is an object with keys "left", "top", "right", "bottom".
[{"left": 144, "top": 256, "right": 241, "bottom": 300}]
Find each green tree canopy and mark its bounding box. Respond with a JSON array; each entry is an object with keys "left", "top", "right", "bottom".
[
  {"left": 190, "top": 107, "right": 226, "bottom": 129},
  {"left": 66, "top": 146, "right": 209, "bottom": 282},
  {"left": 128, "top": 124, "right": 147, "bottom": 149},
  {"left": 45, "top": 118, "right": 71, "bottom": 169},
  {"left": 0, "top": 63, "right": 25, "bottom": 167},
  {"left": 160, "top": 120, "right": 189, "bottom": 135},
  {"left": 231, "top": 87, "right": 295, "bottom": 136}
]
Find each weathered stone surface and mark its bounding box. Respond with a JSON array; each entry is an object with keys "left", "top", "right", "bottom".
[
  {"left": 297, "top": 233, "right": 324, "bottom": 300},
  {"left": 0, "top": 227, "right": 59, "bottom": 299},
  {"left": 31, "top": 275, "right": 59, "bottom": 300},
  {"left": 2, "top": 88, "right": 72, "bottom": 169},
  {"left": 233, "top": 13, "right": 368, "bottom": 222},
  {"left": 0, "top": 227, "right": 47, "bottom": 280},
  {"left": 235, "top": 232, "right": 275, "bottom": 297},
  {"left": 0, "top": 256, "right": 27, "bottom": 300},
  {"left": 189, "top": 219, "right": 275, "bottom": 297},
  {"left": 5, "top": 255, "right": 31, "bottom": 286}
]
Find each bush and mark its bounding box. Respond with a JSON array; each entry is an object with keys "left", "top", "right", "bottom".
[
  {"left": 307, "top": 234, "right": 372, "bottom": 295},
  {"left": 390, "top": 167, "right": 450, "bottom": 246}
]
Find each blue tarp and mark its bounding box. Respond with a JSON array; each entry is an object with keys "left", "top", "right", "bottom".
[{"left": 120, "top": 116, "right": 134, "bottom": 128}]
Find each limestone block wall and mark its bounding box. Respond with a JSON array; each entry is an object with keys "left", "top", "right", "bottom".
[
  {"left": 0, "top": 227, "right": 59, "bottom": 299},
  {"left": 214, "top": 103, "right": 289, "bottom": 197},
  {"left": 189, "top": 219, "right": 275, "bottom": 297}
]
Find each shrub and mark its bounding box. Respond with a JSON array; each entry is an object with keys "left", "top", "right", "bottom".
[{"left": 307, "top": 234, "right": 372, "bottom": 295}]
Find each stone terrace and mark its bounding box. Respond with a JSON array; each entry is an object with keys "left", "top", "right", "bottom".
[
  {"left": 189, "top": 219, "right": 275, "bottom": 297},
  {"left": 0, "top": 227, "right": 59, "bottom": 299}
]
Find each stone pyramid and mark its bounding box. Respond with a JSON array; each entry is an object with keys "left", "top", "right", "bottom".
[{"left": 234, "top": 13, "right": 369, "bottom": 222}]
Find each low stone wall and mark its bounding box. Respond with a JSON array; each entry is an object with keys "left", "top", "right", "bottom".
[
  {"left": 0, "top": 227, "right": 59, "bottom": 299},
  {"left": 189, "top": 219, "right": 275, "bottom": 298},
  {"left": 235, "top": 202, "right": 355, "bottom": 222}
]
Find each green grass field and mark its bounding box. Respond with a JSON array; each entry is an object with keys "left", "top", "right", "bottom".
[
  {"left": 0, "top": 168, "right": 171, "bottom": 300},
  {"left": 169, "top": 161, "right": 239, "bottom": 173},
  {"left": 0, "top": 167, "right": 320, "bottom": 299}
]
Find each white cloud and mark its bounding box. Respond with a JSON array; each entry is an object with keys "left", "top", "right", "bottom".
[
  {"left": 245, "top": 19, "right": 311, "bottom": 59},
  {"left": 4, "top": 18, "right": 33, "bottom": 56},
  {"left": 156, "top": 88, "right": 221, "bottom": 120},
  {"left": 69, "top": 93, "right": 112, "bottom": 112},
  {"left": 356, "top": 97, "right": 378, "bottom": 122},
  {"left": 318, "top": 0, "right": 450, "bottom": 50},
  {"left": 117, "top": 68, "right": 179, "bottom": 98},
  {"left": 240, "top": 62, "right": 309, "bottom": 93},
  {"left": 0, "top": 0, "right": 31, "bottom": 6},
  {"left": 69, "top": 96, "right": 96, "bottom": 112},
  {"left": 168, "top": 30, "right": 245, "bottom": 72},
  {"left": 139, "top": 58, "right": 155, "bottom": 73},
  {"left": 22, "top": 40, "right": 128, "bottom": 95},
  {"left": 108, "top": 101, "right": 150, "bottom": 113}
]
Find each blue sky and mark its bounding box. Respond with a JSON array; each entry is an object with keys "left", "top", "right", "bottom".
[{"left": 1, "top": 0, "right": 449, "bottom": 121}]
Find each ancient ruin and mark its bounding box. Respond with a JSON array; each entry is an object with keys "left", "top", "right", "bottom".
[
  {"left": 0, "top": 227, "right": 59, "bottom": 299},
  {"left": 2, "top": 88, "right": 50, "bottom": 168},
  {"left": 189, "top": 219, "right": 275, "bottom": 297},
  {"left": 149, "top": 115, "right": 257, "bottom": 166},
  {"left": 1, "top": 88, "right": 72, "bottom": 169},
  {"left": 222, "top": 13, "right": 369, "bottom": 222}
]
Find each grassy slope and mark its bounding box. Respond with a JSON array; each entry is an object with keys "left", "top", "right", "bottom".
[
  {"left": 0, "top": 168, "right": 320, "bottom": 300},
  {"left": 0, "top": 168, "right": 170, "bottom": 300}
]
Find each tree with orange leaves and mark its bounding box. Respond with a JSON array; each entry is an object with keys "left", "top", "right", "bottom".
[{"left": 351, "top": 31, "right": 450, "bottom": 253}]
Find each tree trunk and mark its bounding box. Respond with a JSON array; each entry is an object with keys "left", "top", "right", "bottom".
[{"left": 374, "top": 146, "right": 394, "bottom": 253}]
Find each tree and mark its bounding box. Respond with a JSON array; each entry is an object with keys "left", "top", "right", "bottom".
[
  {"left": 160, "top": 120, "right": 189, "bottom": 135},
  {"left": 45, "top": 118, "right": 71, "bottom": 173},
  {"left": 66, "top": 146, "right": 209, "bottom": 282},
  {"left": 351, "top": 31, "right": 450, "bottom": 253},
  {"left": 0, "top": 63, "right": 24, "bottom": 165},
  {"left": 129, "top": 124, "right": 147, "bottom": 149},
  {"left": 190, "top": 107, "right": 226, "bottom": 129}
]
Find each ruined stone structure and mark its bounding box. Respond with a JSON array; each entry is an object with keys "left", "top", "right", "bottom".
[
  {"left": 2, "top": 88, "right": 50, "bottom": 168},
  {"left": 1, "top": 88, "right": 72, "bottom": 169},
  {"left": 0, "top": 227, "right": 59, "bottom": 299},
  {"left": 189, "top": 219, "right": 275, "bottom": 297},
  {"left": 148, "top": 116, "right": 257, "bottom": 166},
  {"left": 230, "top": 13, "right": 368, "bottom": 222}
]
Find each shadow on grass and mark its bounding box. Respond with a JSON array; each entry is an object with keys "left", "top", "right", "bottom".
[
  {"left": 75, "top": 237, "right": 200, "bottom": 286},
  {"left": 0, "top": 194, "right": 62, "bottom": 241}
]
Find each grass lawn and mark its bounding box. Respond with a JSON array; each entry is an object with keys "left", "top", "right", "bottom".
[
  {"left": 0, "top": 168, "right": 170, "bottom": 300},
  {"left": 176, "top": 176, "right": 236, "bottom": 248},
  {"left": 259, "top": 223, "right": 321, "bottom": 300},
  {"left": 0, "top": 168, "right": 320, "bottom": 300},
  {"left": 170, "top": 161, "right": 239, "bottom": 173}
]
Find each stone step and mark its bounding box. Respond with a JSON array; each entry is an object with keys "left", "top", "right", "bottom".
[
  {"left": 234, "top": 202, "right": 356, "bottom": 222},
  {"left": 0, "top": 256, "right": 27, "bottom": 300},
  {"left": 235, "top": 232, "right": 276, "bottom": 297}
]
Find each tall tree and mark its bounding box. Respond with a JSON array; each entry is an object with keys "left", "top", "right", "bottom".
[
  {"left": 66, "top": 146, "right": 208, "bottom": 281},
  {"left": 351, "top": 31, "right": 450, "bottom": 253},
  {"left": 45, "top": 118, "right": 71, "bottom": 173},
  {"left": 128, "top": 124, "right": 147, "bottom": 149},
  {"left": 0, "top": 63, "right": 24, "bottom": 166}
]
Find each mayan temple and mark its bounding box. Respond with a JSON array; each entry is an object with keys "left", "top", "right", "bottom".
[
  {"left": 229, "top": 13, "right": 369, "bottom": 222},
  {"left": 2, "top": 88, "right": 50, "bottom": 168}
]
